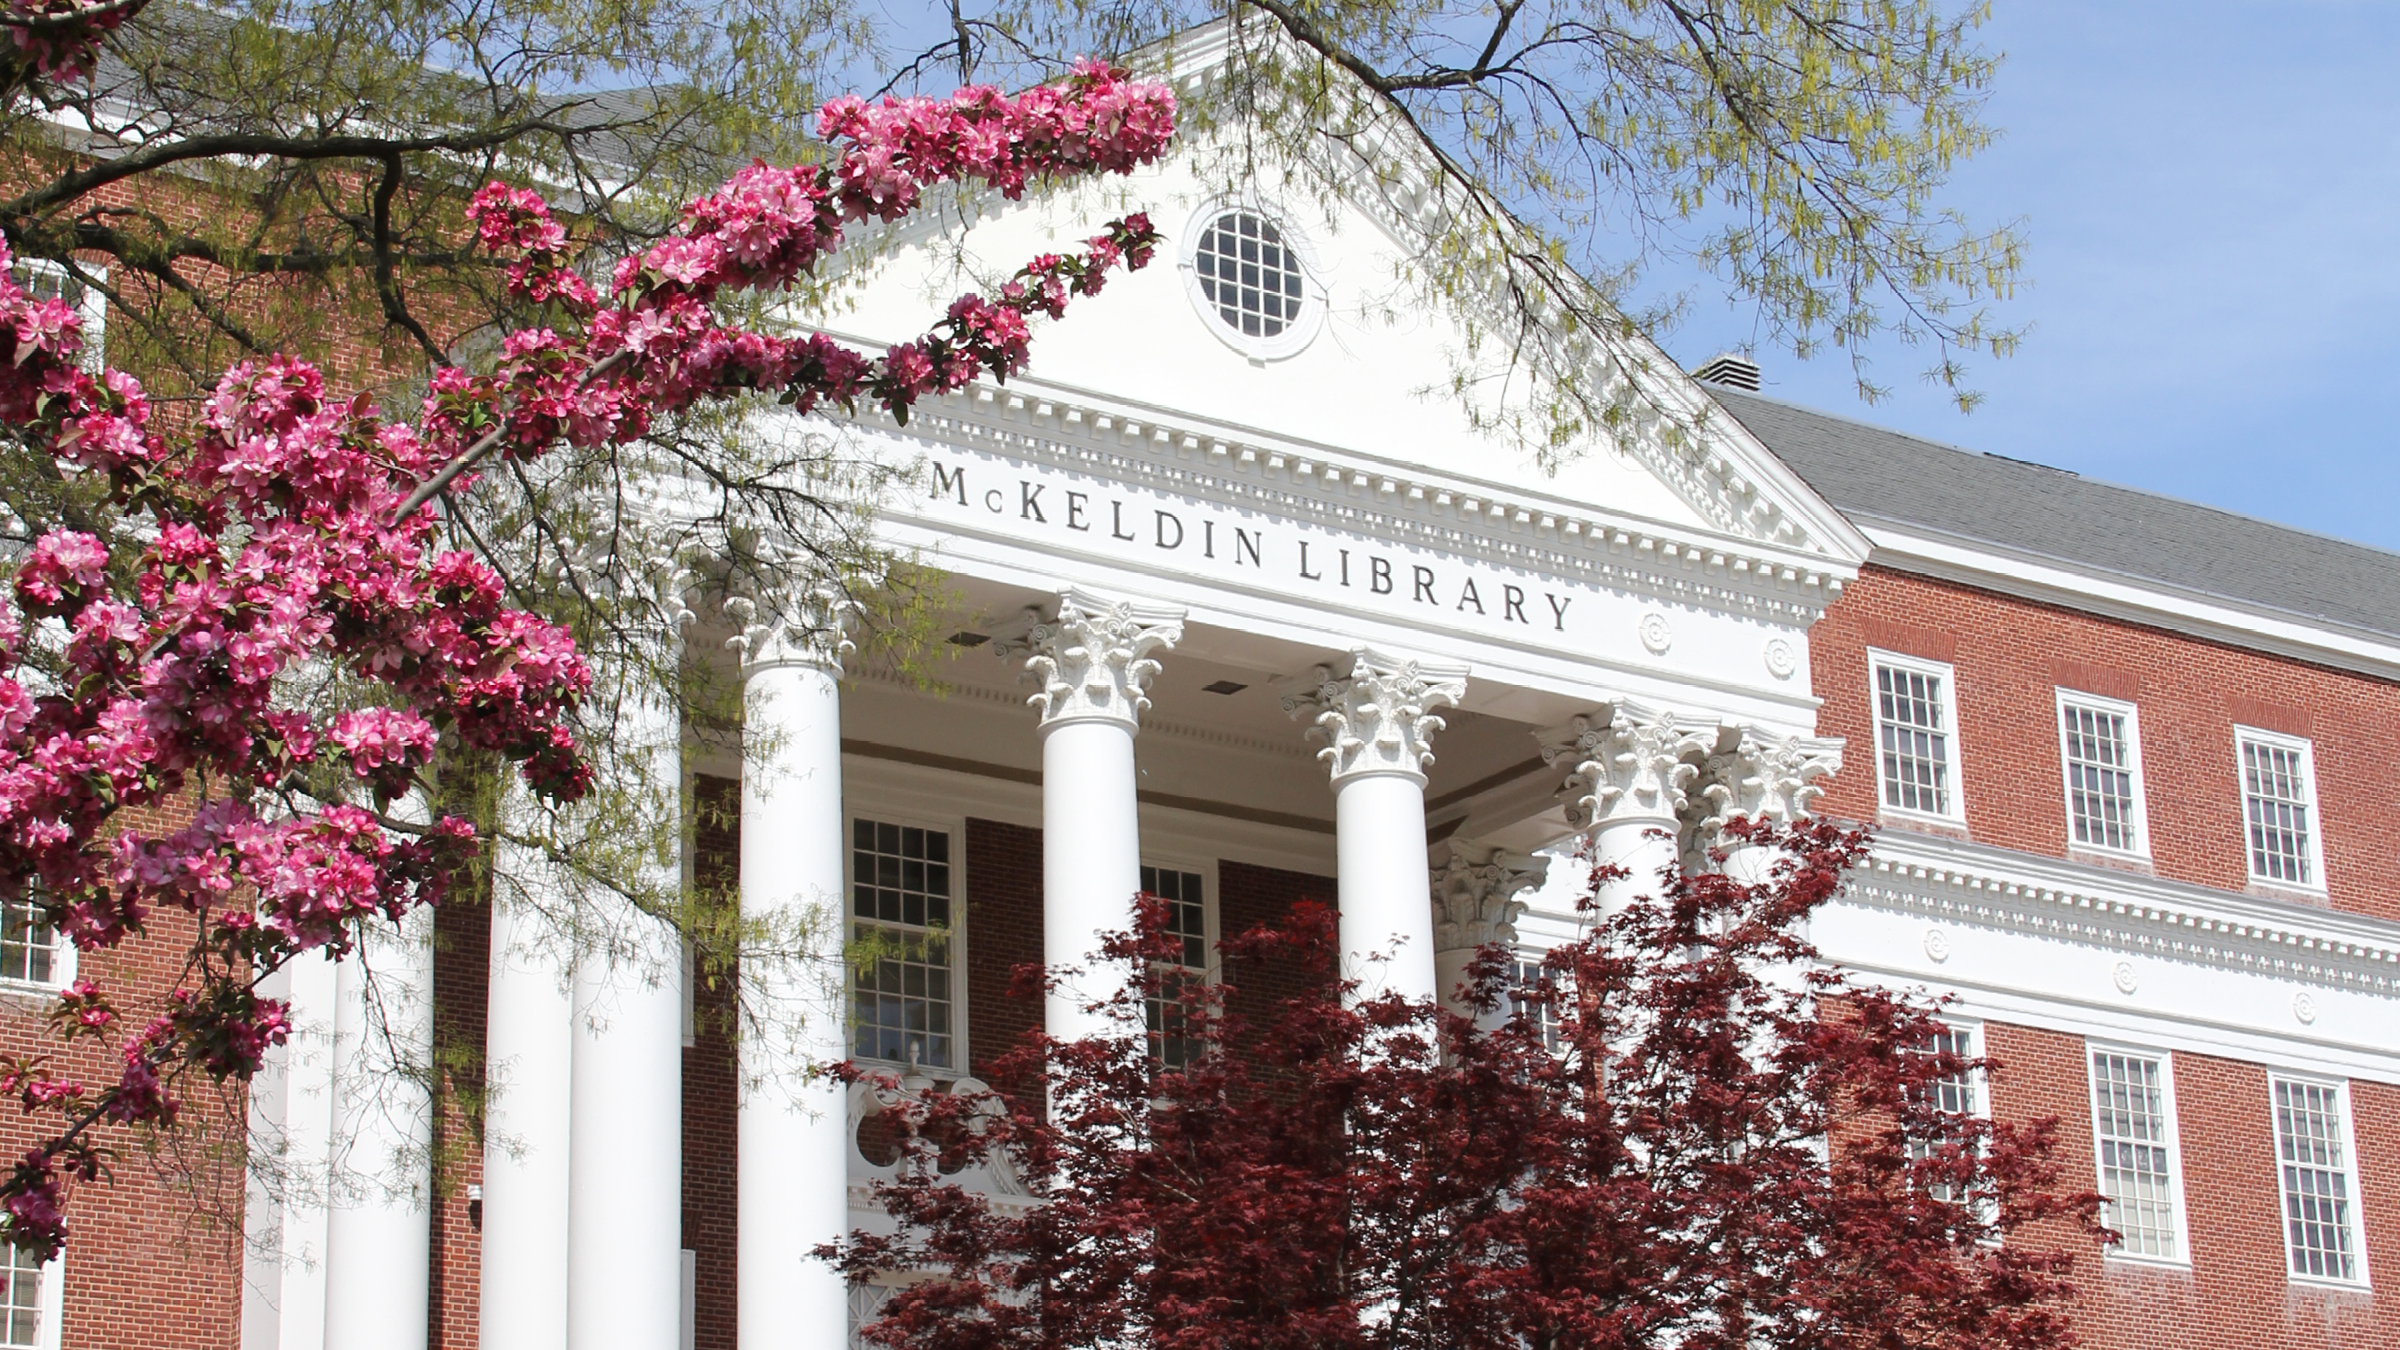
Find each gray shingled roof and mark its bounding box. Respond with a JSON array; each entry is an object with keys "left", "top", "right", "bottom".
[{"left": 1707, "top": 386, "right": 2400, "bottom": 645}]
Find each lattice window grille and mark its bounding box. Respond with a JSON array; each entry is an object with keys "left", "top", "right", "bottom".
[
  {"left": 851, "top": 819, "right": 956, "bottom": 1071},
  {"left": 1875, "top": 661, "right": 1954, "bottom": 817},
  {"left": 0, "top": 896, "right": 53, "bottom": 986},
  {"left": 2241, "top": 738, "right": 2317, "bottom": 886},
  {"left": 0, "top": 1246, "right": 40, "bottom": 1350},
  {"left": 1140, "top": 865, "right": 1208, "bottom": 1072},
  {"left": 2091, "top": 1050, "right": 2180, "bottom": 1259},
  {"left": 2062, "top": 702, "right": 2140, "bottom": 852},
  {"left": 1193, "top": 210, "right": 1306, "bottom": 338},
  {"left": 2272, "top": 1077, "right": 2361, "bottom": 1282},
  {"left": 1910, "top": 1024, "right": 1981, "bottom": 1205}
]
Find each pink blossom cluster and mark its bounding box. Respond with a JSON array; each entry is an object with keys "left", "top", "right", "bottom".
[
  {"left": 0, "top": 60, "right": 1174, "bottom": 1261},
  {"left": 460, "top": 59, "right": 1168, "bottom": 441},
  {"left": 2, "top": 0, "right": 141, "bottom": 84}
]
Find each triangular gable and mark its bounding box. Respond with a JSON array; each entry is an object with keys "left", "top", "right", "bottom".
[{"left": 807, "top": 21, "right": 1870, "bottom": 571}]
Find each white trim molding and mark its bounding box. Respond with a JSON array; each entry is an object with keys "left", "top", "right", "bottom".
[
  {"left": 2054, "top": 687, "right": 2151, "bottom": 862},
  {"left": 2265, "top": 1071, "right": 2373, "bottom": 1290},
  {"left": 1815, "top": 826, "right": 2400, "bottom": 1084},
  {"left": 1866, "top": 648, "right": 1968, "bottom": 828},
  {"left": 2232, "top": 725, "right": 2327, "bottom": 896},
  {"left": 2085, "top": 1040, "right": 2193, "bottom": 1269}
]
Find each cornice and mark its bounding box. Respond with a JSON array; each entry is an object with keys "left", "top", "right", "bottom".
[
  {"left": 840, "top": 373, "right": 1855, "bottom": 629},
  {"left": 1840, "top": 828, "right": 2400, "bottom": 998},
  {"left": 1861, "top": 520, "right": 2400, "bottom": 684}
]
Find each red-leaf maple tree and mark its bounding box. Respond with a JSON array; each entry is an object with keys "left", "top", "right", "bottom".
[{"left": 832, "top": 817, "right": 2106, "bottom": 1349}]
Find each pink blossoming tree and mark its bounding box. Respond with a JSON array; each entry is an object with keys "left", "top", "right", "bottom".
[{"left": 0, "top": 23, "right": 1174, "bottom": 1256}]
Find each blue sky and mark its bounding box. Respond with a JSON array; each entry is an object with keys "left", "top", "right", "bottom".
[{"left": 1662, "top": 1, "right": 2400, "bottom": 551}]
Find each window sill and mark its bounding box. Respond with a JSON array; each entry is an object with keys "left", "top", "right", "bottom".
[
  {"left": 2285, "top": 1272, "right": 2372, "bottom": 1295},
  {"left": 1877, "top": 809, "right": 1970, "bottom": 840},
  {"left": 2067, "top": 847, "right": 2154, "bottom": 875},
  {"left": 2099, "top": 1249, "right": 2191, "bottom": 1273},
  {"left": 2244, "top": 878, "right": 2330, "bottom": 907}
]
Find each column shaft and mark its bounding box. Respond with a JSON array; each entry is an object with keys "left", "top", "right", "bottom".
[
  {"left": 479, "top": 863, "right": 573, "bottom": 1350},
  {"left": 1041, "top": 716, "right": 1145, "bottom": 1041},
  {"left": 321, "top": 915, "right": 432, "bottom": 1350},
  {"left": 566, "top": 676, "right": 684, "bottom": 1350},
  {"left": 738, "top": 655, "right": 851, "bottom": 1350},
  {"left": 1334, "top": 773, "right": 1437, "bottom": 1002}
]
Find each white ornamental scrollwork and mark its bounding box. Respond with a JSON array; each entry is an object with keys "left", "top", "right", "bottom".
[
  {"left": 1535, "top": 699, "right": 1713, "bottom": 830},
  {"left": 996, "top": 588, "right": 1185, "bottom": 733},
  {"left": 1432, "top": 840, "right": 1549, "bottom": 953},
  {"left": 1281, "top": 649, "right": 1470, "bottom": 785},
  {"left": 723, "top": 585, "right": 856, "bottom": 675},
  {"left": 1688, "top": 728, "right": 1846, "bottom": 836}
]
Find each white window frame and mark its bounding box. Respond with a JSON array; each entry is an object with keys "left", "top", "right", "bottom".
[
  {"left": 1908, "top": 1017, "right": 1990, "bottom": 1219},
  {"left": 0, "top": 891, "right": 75, "bottom": 998},
  {"left": 0, "top": 1245, "right": 61, "bottom": 1350},
  {"left": 2268, "top": 1072, "right": 2372, "bottom": 1290},
  {"left": 1177, "top": 198, "right": 1327, "bottom": 362},
  {"left": 2233, "top": 726, "right": 2327, "bottom": 894},
  {"left": 1508, "top": 945, "right": 1568, "bottom": 1053},
  {"left": 2055, "top": 689, "right": 2151, "bottom": 860},
  {"left": 1138, "top": 856, "right": 1218, "bottom": 1072},
  {"left": 2084, "top": 1041, "right": 2192, "bottom": 1268},
  {"left": 10, "top": 258, "right": 105, "bottom": 374},
  {"left": 1137, "top": 856, "right": 1219, "bottom": 977},
  {"left": 1867, "top": 649, "right": 1968, "bottom": 826},
  {"left": 844, "top": 810, "right": 969, "bottom": 1080}
]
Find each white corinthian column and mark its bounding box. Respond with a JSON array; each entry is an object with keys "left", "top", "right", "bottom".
[
  {"left": 1537, "top": 701, "right": 1711, "bottom": 917},
  {"left": 1431, "top": 840, "right": 1549, "bottom": 1022},
  {"left": 1008, "top": 588, "right": 1183, "bottom": 1043},
  {"left": 1688, "top": 729, "right": 1844, "bottom": 888},
  {"left": 320, "top": 906, "right": 433, "bottom": 1350},
  {"left": 1286, "top": 650, "right": 1470, "bottom": 1003},
  {"left": 730, "top": 593, "right": 854, "bottom": 1350},
  {"left": 565, "top": 639, "right": 685, "bottom": 1350}
]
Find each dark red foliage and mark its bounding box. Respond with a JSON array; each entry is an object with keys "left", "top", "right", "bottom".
[{"left": 829, "top": 817, "right": 2106, "bottom": 1349}]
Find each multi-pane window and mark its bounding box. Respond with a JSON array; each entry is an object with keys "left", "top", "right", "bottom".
[
  {"left": 2272, "top": 1077, "right": 2363, "bottom": 1283},
  {"left": 0, "top": 896, "right": 54, "bottom": 986},
  {"left": 1910, "top": 1024, "right": 1982, "bottom": 1204},
  {"left": 0, "top": 1245, "right": 40, "bottom": 1349},
  {"left": 10, "top": 259, "right": 103, "bottom": 373},
  {"left": 850, "top": 819, "right": 956, "bottom": 1072},
  {"left": 2060, "top": 696, "right": 2144, "bottom": 854},
  {"left": 1193, "top": 210, "right": 1307, "bottom": 339},
  {"left": 1140, "top": 864, "right": 1208, "bottom": 1071},
  {"left": 2240, "top": 733, "right": 2321, "bottom": 888},
  {"left": 1509, "top": 956, "right": 1566, "bottom": 1052},
  {"left": 2090, "top": 1049, "right": 2182, "bottom": 1260},
  {"left": 1872, "top": 655, "right": 1960, "bottom": 818}
]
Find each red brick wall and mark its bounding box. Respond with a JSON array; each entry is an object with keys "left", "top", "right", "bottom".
[
  {"left": 964, "top": 819, "right": 1044, "bottom": 1096},
  {"left": 428, "top": 885, "right": 489, "bottom": 1350},
  {"left": 1981, "top": 1022, "right": 2395, "bottom": 1346},
  {"left": 686, "top": 776, "right": 742, "bottom": 1350},
  {"left": 1813, "top": 565, "right": 2400, "bottom": 921},
  {"left": 1216, "top": 860, "right": 1339, "bottom": 1031},
  {"left": 0, "top": 799, "right": 245, "bottom": 1350}
]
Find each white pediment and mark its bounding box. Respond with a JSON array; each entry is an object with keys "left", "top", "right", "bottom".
[{"left": 808, "top": 57, "right": 1867, "bottom": 572}]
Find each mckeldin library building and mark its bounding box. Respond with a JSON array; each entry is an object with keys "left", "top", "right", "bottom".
[{"left": 14, "top": 30, "right": 2400, "bottom": 1350}]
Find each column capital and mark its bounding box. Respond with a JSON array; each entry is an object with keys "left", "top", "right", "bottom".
[
  {"left": 724, "top": 588, "right": 854, "bottom": 676},
  {"left": 1432, "top": 840, "right": 1548, "bottom": 953},
  {"left": 1688, "top": 728, "right": 1845, "bottom": 836},
  {"left": 1535, "top": 698, "right": 1713, "bottom": 831},
  {"left": 997, "top": 587, "right": 1185, "bottom": 733},
  {"left": 1282, "top": 648, "right": 1470, "bottom": 786}
]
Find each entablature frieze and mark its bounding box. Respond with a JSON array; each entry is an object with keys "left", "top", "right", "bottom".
[
  {"left": 839, "top": 378, "right": 1854, "bottom": 630},
  {"left": 1837, "top": 828, "right": 2400, "bottom": 999}
]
